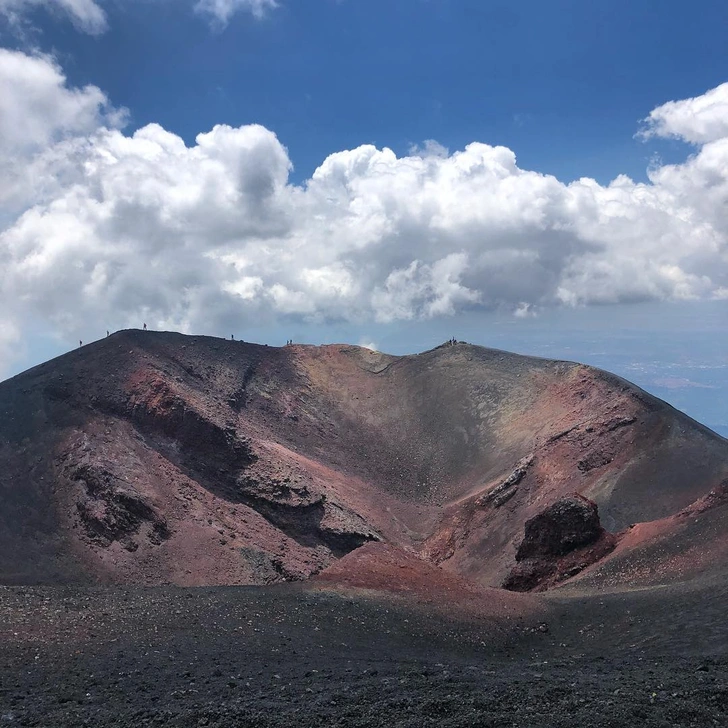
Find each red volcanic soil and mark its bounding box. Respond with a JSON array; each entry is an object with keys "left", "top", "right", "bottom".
[
  {"left": 0, "top": 329, "right": 726, "bottom": 595},
  {"left": 314, "top": 542, "right": 542, "bottom": 623}
]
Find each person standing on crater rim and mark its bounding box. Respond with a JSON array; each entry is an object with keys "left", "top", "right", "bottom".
[{"left": 143, "top": 323, "right": 147, "bottom": 331}]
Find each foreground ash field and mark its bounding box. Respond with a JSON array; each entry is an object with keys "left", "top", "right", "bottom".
[{"left": 1, "top": 331, "right": 727, "bottom": 726}]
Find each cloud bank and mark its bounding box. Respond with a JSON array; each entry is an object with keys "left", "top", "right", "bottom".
[{"left": 1, "top": 48, "right": 727, "bottom": 372}]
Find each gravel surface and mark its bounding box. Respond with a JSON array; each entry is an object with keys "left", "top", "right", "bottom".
[{"left": 1, "top": 579, "right": 727, "bottom": 727}]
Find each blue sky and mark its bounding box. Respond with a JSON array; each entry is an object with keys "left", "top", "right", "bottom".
[
  {"left": 0, "top": 0, "right": 726, "bottom": 435},
  {"left": 21, "top": 0, "right": 728, "bottom": 184}
]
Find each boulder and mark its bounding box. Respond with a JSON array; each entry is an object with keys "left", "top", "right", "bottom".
[
  {"left": 515, "top": 493, "right": 603, "bottom": 561},
  {"left": 503, "top": 493, "right": 616, "bottom": 592}
]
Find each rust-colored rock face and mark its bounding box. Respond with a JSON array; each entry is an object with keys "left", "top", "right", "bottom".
[{"left": 0, "top": 330, "right": 727, "bottom": 593}]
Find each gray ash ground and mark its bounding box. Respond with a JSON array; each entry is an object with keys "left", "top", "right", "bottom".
[{"left": 1, "top": 579, "right": 727, "bottom": 727}]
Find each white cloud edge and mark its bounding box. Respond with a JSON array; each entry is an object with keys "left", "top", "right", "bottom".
[{"left": 638, "top": 82, "right": 728, "bottom": 145}]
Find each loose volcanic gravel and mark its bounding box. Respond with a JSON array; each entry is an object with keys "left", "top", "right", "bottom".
[{"left": 1, "top": 579, "right": 728, "bottom": 727}]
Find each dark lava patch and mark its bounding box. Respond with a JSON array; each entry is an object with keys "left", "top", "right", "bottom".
[{"left": 504, "top": 494, "right": 617, "bottom": 592}]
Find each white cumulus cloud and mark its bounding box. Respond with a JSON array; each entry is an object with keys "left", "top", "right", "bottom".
[
  {"left": 639, "top": 82, "right": 728, "bottom": 144},
  {"left": 0, "top": 48, "right": 123, "bottom": 154},
  {"left": 0, "top": 48, "right": 126, "bottom": 215},
  {"left": 1, "top": 49, "right": 728, "bottom": 375}
]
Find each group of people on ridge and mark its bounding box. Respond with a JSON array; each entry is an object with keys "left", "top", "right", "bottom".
[{"left": 80, "top": 322, "right": 147, "bottom": 347}]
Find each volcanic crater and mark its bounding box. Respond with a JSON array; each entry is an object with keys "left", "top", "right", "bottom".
[
  {"left": 1, "top": 329, "right": 726, "bottom": 594},
  {"left": 3, "top": 331, "right": 728, "bottom": 727}
]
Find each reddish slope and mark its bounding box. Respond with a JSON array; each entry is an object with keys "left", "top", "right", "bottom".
[
  {"left": 313, "top": 542, "right": 542, "bottom": 623},
  {"left": 419, "top": 361, "right": 728, "bottom": 588},
  {"left": 0, "top": 330, "right": 726, "bottom": 591}
]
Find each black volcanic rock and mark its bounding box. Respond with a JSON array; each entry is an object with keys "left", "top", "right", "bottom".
[
  {"left": 515, "top": 494, "right": 603, "bottom": 561},
  {"left": 503, "top": 494, "right": 618, "bottom": 592}
]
